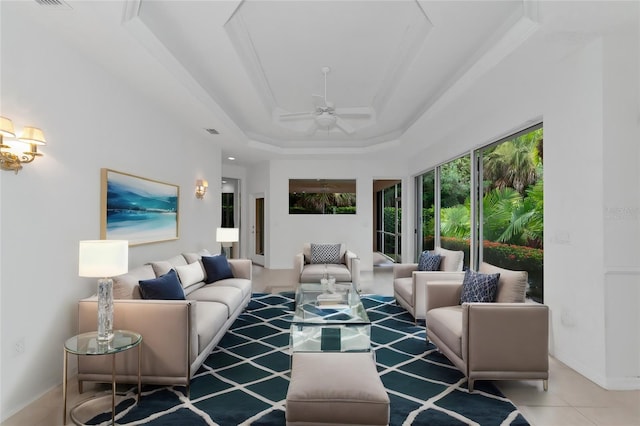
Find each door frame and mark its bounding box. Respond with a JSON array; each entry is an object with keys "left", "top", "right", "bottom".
[{"left": 250, "top": 192, "right": 265, "bottom": 266}]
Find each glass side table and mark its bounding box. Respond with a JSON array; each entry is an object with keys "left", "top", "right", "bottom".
[{"left": 63, "top": 330, "right": 142, "bottom": 425}]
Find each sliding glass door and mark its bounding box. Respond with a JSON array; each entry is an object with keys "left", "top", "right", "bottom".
[{"left": 415, "top": 124, "right": 543, "bottom": 301}]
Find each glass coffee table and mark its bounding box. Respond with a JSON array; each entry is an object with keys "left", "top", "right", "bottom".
[{"left": 290, "top": 282, "right": 371, "bottom": 353}]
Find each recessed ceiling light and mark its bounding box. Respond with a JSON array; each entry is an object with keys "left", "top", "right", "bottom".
[
  {"left": 222, "top": 180, "right": 227, "bottom": 184},
  {"left": 227, "top": 156, "right": 235, "bottom": 161}
]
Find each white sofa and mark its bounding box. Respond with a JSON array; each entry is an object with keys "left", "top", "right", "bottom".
[{"left": 77, "top": 249, "right": 251, "bottom": 396}]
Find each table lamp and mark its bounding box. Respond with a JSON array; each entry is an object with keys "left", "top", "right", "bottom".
[
  {"left": 78, "top": 240, "right": 128, "bottom": 341},
  {"left": 216, "top": 227, "right": 239, "bottom": 258}
]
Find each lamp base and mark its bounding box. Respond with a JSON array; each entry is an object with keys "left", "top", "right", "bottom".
[{"left": 97, "top": 278, "right": 114, "bottom": 342}]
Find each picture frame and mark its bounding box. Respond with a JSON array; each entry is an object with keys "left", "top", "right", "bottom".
[{"left": 101, "top": 168, "right": 179, "bottom": 246}]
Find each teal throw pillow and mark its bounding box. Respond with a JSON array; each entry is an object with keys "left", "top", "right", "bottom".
[
  {"left": 460, "top": 269, "right": 500, "bottom": 303},
  {"left": 139, "top": 269, "right": 185, "bottom": 300},
  {"left": 202, "top": 255, "right": 234, "bottom": 283}
]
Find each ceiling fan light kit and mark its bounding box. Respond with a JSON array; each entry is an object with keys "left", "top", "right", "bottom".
[{"left": 278, "top": 66, "right": 372, "bottom": 135}]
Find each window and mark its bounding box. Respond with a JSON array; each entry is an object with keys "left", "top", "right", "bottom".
[
  {"left": 480, "top": 126, "right": 544, "bottom": 302},
  {"left": 289, "top": 179, "right": 356, "bottom": 214},
  {"left": 416, "top": 169, "right": 436, "bottom": 253},
  {"left": 415, "top": 124, "right": 543, "bottom": 301},
  {"left": 376, "top": 181, "right": 402, "bottom": 262},
  {"left": 440, "top": 156, "right": 471, "bottom": 270}
]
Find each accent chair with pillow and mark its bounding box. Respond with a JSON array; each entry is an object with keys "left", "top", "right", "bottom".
[
  {"left": 393, "top": 246, "right": 465, "bottom": 321},
  {"left": 294, "top": 243, "right": 360, "bottom": 288},
  {"left": 425, "top": 262, "right": 549, "bottom": 392}
]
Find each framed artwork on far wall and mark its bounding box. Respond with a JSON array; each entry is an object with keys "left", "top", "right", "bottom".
[{"left": 101, "top": 168, "right": 179, "bottom": 246}]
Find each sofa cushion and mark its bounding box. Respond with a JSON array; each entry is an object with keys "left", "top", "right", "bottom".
[
  {"left": 194, "top": 301, "right": 228, "bottom": 354},
  {"left": 417, "top": 250, "right": 442, "bottom": 271},
  {"left": 202, "top": 255, "right": 234, "bottom": 283},
  {"left": 182, "top": 249, "right": 211, "bottom": 264},
  {"left": 426, "top": 306, "right": 464, "bottom": 358},
  {"left": 148, "top": 254, "right": 188, "bottom": 277},
  {"left": 460, "top": 270, "right": 500, "bottom": 303},
  {"left": 139, "top": 269, "right": 186, "bottom": 300},
  {"left": 187, "top": 284, "right": 243, "bottom": 318},
  {"left": 112, "top": 264, "right": 155, "bottom": 299},
  {"left": 434, "top": 247, "right": 464, "bottom": 272},
  {"left": 310, "top": 243, "right": 341, "bottom": 264},
  {"left": 300, "top": 263, "right": 351, "bottom": 283},
  {"left": 215, "top": 277, "right": 252, "bottom": 299},
  {"left": 479, "top": 262, "right": 528, "bottom": 303},
  {"left": 175, "top": 261, "right": 205, "bottom": 289}
]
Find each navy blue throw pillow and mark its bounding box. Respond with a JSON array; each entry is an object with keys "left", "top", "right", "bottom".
[
  {"left": 139, "top": 269, "right": 185, "bottom": 300},
  {"left": 460, "top": 270, "right": 500, "bottom": 303},
  {"left": 417, "top": 250, "right": 442, "bottom": 271},
  {"left": 202, "top": 255, "right": 234, "bottom": 283}
]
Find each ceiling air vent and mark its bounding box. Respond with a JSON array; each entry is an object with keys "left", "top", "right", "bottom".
[
  {"left": 34, "top": 0, "right": 72, "bottom": 9},
  {"left": 205, "top": 128, "right": 220, "bottom": 135}
]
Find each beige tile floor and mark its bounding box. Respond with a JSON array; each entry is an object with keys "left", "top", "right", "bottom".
[{"left": 3, "top": 264, "right": 638, "bottom": 426}]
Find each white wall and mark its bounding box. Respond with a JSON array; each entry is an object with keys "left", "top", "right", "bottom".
[
  {"left": 401, "top": 24, "right": 640, "bottom": 389},
  {"left": 266, "top": 158, "right": 406, "bottom": 270},
  {"left": 0, "top": 9, "right": 222, "bottom": 419},
  {"left": 601, "top": 31, "right": 640, "bottom": 388}
]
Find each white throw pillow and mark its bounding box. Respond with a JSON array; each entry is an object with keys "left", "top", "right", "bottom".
[{"left": 175, "top": 261, "right": 205, "bottom": 288}]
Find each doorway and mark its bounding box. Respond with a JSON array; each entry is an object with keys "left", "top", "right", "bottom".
[
  {"left": 221, "top": 177, "right": 240, "bottom": 257},
  {"left": 373, "top": 180, "right": 402, "bottom": 264},
  {"left": 251, "top": 193, "right": 265, "bottom": 266}
]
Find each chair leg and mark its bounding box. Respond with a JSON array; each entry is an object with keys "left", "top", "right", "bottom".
[
  {"left": 543, "top": 379, "right": 548, "bottom": 391},
  {"left": 468, "top": 379, "right": 474, "bottom": 392}
]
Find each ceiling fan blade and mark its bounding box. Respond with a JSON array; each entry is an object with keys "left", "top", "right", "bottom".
[
  {"left": 335, "top": 117, "right": 355, "bottom": 135},
  {"left": 333, "top": 106, "right": 372, "bottom": 117},
  {"left": 279, "top": 111, "right": 315, "bottom": 120},
  {"left": 305, "top": 121, "right": 319, "bottom": 135}
]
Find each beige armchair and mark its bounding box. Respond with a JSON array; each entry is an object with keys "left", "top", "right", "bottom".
[
  {"left": 393, "top": 247, "right": 465, "bottom": 320},
  {"left": 426, "top": 262, "right": 549, "bottom": 392},
  {"left": 294, "top": 243, "right": 360, "bottom": 288}
]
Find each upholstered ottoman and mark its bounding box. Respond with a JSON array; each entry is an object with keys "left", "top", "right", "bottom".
[{"left": 286, "top": 352, "right": 390, "bottom": 425}]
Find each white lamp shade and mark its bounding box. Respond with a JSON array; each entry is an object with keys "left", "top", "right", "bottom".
[
  {"left": 18, "top": 126, "right": 46, "bottom": 145},
  {"left": 0, "top": 116, "right": 16, "bottom": 137},
  {"left": 79, "top": 240, "right": 128, "bottom": 277},
  {"left": 216, "top": 227, "right": 239, "bottom": 243}
]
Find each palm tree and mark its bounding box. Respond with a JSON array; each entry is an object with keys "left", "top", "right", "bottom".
[
  {"left": 482, "top": 183, "right": 543, "bottom": 247},
  {"left": 296, "top": 192, "right": 356, "bottom": 214},
  {"left": 483, "top": 129, "right": 542, "bottom": 194},
  {"left": 440, "top": 203, "right": 471, "bottom": 238}
]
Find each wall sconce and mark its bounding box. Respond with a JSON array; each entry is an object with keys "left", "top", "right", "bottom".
[
  {"left": 195, "top": 179, "right": 208, "bottom": 199},
  {"left": 0, "top": 116, "right": 47, "bottom": 174}
]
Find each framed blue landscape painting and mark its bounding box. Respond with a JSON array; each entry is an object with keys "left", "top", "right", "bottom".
[{"left": 101, "top": 169, "right": 179, "bottom": 246}]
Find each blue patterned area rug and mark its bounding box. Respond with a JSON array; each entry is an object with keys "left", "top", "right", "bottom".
[{"left": 89, "top": 293, "right": 529, "bottom": 425}]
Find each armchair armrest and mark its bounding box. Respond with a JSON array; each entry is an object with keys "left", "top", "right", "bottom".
[
  {"left": 294, "top": 253, "right": 305, "bottom": 275},
  {"left": 345, "top": 251, "right": 360, "bottom": 287},
  {"left": 228, "top": 258, "right": 252, "bottom": 280},
  {"left": 393, "top": 263, "right": 418, "bottom": 279},
  {"left": 426, "top": 280, "right": 463, "bottom": 311},
  {"left": 462, "top": 303, "right": 549, "bottom": 374}
]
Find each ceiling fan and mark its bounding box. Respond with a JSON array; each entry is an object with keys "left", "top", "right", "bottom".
[{"left": 278, "top": 66, "right": 372, "bottom": 135}]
